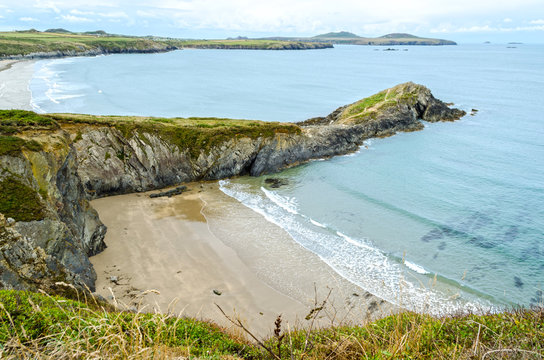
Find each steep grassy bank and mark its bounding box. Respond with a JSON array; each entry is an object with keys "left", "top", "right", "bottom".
[{"left": 0, "top": 290, "right": 541, "bottom": 359}]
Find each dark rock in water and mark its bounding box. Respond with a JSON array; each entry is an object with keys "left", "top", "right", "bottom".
[
  {"left": 470, "top": 109, "right": 479, "bottom": 116},
  {"left": 438, "top": 242, "right": 447, "bottom": 250},
  {"left": 514, "top": 276, "right": 524, "bottom": 288},
  {"left": 264, "top": 178, "right": 289, "bottom": 188},
  {"left": 469, "top": 235, "right": 495, "bottom": 249},
  {"left": 213, "top": 289, "right": 222, "bottom": 296},
  {"left": 383, "top": 48, "right": 399, "bottom": 51},
  {"left": 421, "top": 228, "right": 444, "bottom": 242},
  {"left": 530, "top": 290, "right": 543, "bottom": 305},
  {"left": 149, "top": 185, "right": 187, "bottom": 198},
  {"left": 501, "top": 225, "right": 519, "bottom": 242}
]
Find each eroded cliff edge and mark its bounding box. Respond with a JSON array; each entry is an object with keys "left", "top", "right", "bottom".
[{"left": 0, "top": 82, "right": 465, "bottom": 292}]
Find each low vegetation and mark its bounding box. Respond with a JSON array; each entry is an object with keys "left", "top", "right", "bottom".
[
  {"left": 50, "top": 113, "right": 302, "bottom": 158},
  {"left": 337, "top": 83, "right": 423, "bottom": 124},
  {"left": 0, "top": 110, "right": 301, "bottom": 159},
  {"left": 0, "top": 290, "right": 541, "bottom": 359},
  {"left": 0, "top": 177, "right": 46, "bottom": 222}
]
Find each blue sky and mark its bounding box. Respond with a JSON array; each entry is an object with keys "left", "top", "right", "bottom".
[{"left": 1, "top": 0, "right": 543, "bottom": 43}]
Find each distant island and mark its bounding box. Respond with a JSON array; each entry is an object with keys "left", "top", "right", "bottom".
[{"left": 259, "top": 31, "right": 457, "bottom": 45}]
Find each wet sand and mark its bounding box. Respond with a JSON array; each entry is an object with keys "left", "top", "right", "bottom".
[
  {"left": 0, "top": 60, "right": 35, "bottom": 110},
  {"left": 90, "top": 182, "right": 396, "bottom": 338}
]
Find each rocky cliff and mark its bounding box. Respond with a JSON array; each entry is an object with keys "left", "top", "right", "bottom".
[{"left": 0, "top": 82, "right": 465, "bottom": 292}]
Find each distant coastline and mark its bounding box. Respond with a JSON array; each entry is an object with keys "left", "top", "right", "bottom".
[{"left": 0, "top": 30, "right": 333, "bottom": 60}]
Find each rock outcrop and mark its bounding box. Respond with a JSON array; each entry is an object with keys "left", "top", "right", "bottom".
[
  {"left": 0, "top": 82, "right": 465, "bottom": 292},
  {"left": 0, "top": 134, "right": 106, "bottom": 291}
]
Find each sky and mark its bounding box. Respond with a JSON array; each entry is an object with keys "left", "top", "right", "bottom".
[{"left": 0, "top": 0, "right": 543, "bottom": 43}]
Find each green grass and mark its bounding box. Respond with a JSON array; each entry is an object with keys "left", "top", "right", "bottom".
[
  {"left": 0, "top": 176, "right": 46, "bottom": 222},
  {"left": 0, "top": 290, "right": 542, "bottom": 359},
  {"left": 337, "top": 83, "right": 427, "bottom": 124},
  {"left": 0, "top": 110, "right": 58, "bottom": 134},
  {"left": 264, "top": 310, "right": 544, "bottom": 359},
  {"left": 49, "top": 113, "right": 301, "bottom": 159},
  {"left": 0, "top": 110, "right": 301, "bottom": 159},
  {"left": 0, "top": 290, "right": 256, "bottom": 359},
  {"left": 0, "top": 31, "right": 174, "bottom": 57},
  {"left": 0, "top": 136, "right": 42, "bottom": 156}
]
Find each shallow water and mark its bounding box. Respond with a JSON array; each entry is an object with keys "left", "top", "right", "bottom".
[{"left": 31, "top": 44, "right": 544, "bottom": 312}]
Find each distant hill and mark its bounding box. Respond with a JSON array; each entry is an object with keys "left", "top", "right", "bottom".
[
  {"left": 380, "top": 33, "right": 420, "bottom": 39},
  {"left": 260, "top": 31, "right": 456, "bottom": 45},
  {"left": 45, "top": 28, "right": 72, "bottom": 34},
  {"left": 313, "top": 31, "right": 361, "bottom": 39}
]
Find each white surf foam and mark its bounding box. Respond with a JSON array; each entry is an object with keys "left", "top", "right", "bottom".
[
  {"left": 404, "top": 260, "right": 430, "bottom": 275},
  {"left": 219, "top": 179, "right": 492, "bottom": 316}
]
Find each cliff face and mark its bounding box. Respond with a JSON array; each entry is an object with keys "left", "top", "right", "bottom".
[
  {"left": 0, "top": 134, "right": 106, "bottom": 292},
  {"left": 0, "top": 83, "right": 465, "bottom": 292}
]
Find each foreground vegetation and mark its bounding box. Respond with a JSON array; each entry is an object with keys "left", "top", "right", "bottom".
[
  {"left": 0, "top": 30, "right": 330, "bottom": 57},
  {"left": 0, "top": 290, "right": 542, "bottom": 359}
]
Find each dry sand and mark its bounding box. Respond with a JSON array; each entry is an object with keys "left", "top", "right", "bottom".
[
  {"left": 0, "top": 60, "right": 36, "bottom": 110},
  {"left": 91, "top": 182, "right": 396, "bottom": 338}
]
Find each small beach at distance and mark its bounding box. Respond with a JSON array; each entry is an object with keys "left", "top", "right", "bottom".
[
  {"left": 90, "top": 182, "right": 395, "bottom": 337},
  {"left": 0, "top": 60, "right": 35, "bottom": 110}
]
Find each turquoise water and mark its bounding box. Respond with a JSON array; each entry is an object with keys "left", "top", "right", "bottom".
[{"left": 30, "top": 45, "right": 544, "bottom": 313}]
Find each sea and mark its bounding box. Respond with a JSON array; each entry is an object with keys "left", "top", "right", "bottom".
[{"left": 29, "top": 44, "right": 544, "bottom": 314}]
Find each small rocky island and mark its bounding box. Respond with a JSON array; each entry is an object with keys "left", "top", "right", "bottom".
[{"left": 0, "top": 82, "right": 465, "bottom": 293}]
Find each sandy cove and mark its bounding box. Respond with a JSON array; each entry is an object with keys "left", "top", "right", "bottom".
[
  {"left": 90, "top": 182, "right": 396, "bottom": 338},
  {"left": 0, "top": 60, "right": 35, "bottom": 110}
]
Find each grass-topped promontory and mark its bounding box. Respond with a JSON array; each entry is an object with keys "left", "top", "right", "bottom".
[
  {"left": 51, "top": 113, "right": 302, "bottom": 158},
  {"left": 0, "top": 290, "right": 542, "bottom": 359},
  {"left": 337, "top": 82, "right": 422, "bottom": 125},
  {"left": 0, "top": 110, "right": 301, "bottom": 159}
]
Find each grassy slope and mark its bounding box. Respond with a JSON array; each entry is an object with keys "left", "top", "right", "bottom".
[
  {"left": 336, "top": 82, "right": 419, "bottom": 124},
  {"left": 0, "top": 290, "right": 542, "bottom": 359},
  {"left": 0, "top": 31, "right": 330, "bottom": 57}
]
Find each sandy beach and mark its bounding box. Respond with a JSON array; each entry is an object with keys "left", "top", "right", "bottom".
[
  {"left": 0, "top": 60, "right": 36, "bottom": 110},
  {"left": 90, "top": 182, "right": 396, "bottom": 337}
]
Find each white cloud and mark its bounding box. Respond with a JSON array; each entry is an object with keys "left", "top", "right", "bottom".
[
  {"left": 70, "top": 9, "right": 95, "bottom": 15},
  {"left": 1, "top": 0, "right": 543, "bottom": 38},
  {"left": 59, "top": 14, "right": 93, "bottom": 22},
  {"left": 19, "top": 17, "right": 38, "bottom": 21},
  {"left": 432, "top": 24, "right": 544, "bottom": 33},
  {"left": 98, "top": 11, "right": 128, "bottom": 18},
  {"left": 34, "top": 0, "right": 61, "bottom": 13}
]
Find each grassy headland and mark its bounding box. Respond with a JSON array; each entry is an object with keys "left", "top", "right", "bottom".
[
  {"left": 0, "top": 290, "right": 541, "bottom": 359},
  {"left": 0, "top": 110, "right": 301, "bottom": 158},
  {"left": 0, "top": 30, "right": 331, "bottom": 58}
]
